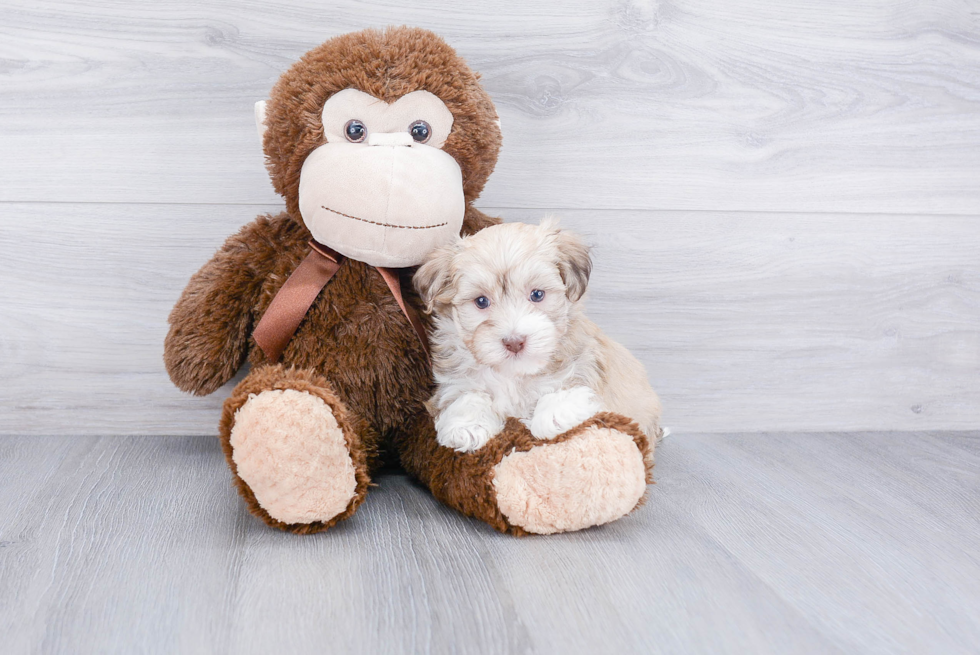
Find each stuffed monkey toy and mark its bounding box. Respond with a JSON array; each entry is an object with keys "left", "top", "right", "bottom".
[{"left": 164, "top": 27, "right": 654, "bottom": 535}]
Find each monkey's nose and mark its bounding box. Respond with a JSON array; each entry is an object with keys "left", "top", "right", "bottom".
[
  {"left": 502, "top": 336, "right": 526, "bottom": 354},
  {"left": 367, "top": 132, "right": 414, "bottom": 147}
]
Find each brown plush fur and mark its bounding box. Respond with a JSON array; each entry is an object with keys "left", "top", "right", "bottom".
[
  {"left": 397, "top": 412, "right": 653, "bottom": 536},
  {"left": 219, "top": 364, "right": 373, "bottom": 534},
  {"left": 164, "top": 27, "right": 651, "bottom": 535}
]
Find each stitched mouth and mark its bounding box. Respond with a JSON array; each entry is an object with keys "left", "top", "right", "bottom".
[{"left": 321, "top": 206, "right": 448, "bottom": 230}]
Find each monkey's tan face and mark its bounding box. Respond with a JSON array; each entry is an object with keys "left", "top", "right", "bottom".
[{"left": 297, "top": 89, "right": 466, "bottom": 268}]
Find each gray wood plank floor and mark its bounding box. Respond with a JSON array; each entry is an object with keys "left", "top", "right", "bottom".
[{"left": 1, "top": 432, "right": 977, "bottom": 654}]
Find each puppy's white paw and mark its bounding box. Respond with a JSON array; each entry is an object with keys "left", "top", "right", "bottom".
[
  {"left": 435, "top": 393, "right": 505, "bottom": 453},
  {"left": 529, "top": 386, "right": 604, "bottom": 440},
  {"left": 439, "top": 423, "right": 495, "bottom": 453}
]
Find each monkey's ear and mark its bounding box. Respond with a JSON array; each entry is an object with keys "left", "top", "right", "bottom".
[
  {"left": 413, "top": 241, "right": 461, "bottom": 314},
  {"left": 551, "top": 225, "right": 592, "bottom": 302},
  {"left": 254, "top": 100, "right": 269, "bottom": 140}
]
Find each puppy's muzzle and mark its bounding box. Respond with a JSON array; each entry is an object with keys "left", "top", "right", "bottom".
[{"left": 502, "top": 335, "right": 526, "bottom": 354}]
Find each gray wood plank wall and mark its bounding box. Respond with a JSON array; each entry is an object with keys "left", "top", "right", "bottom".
[{"left": 1, "top": 0, "right": 978, "bottom": 435}]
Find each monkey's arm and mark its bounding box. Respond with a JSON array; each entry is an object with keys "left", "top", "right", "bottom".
[
  {"left": 164, "top": 215, "right": 283, "bottom": 395},
  {"left": 460, "top": 205, "right": 501, "bottom": 236}
]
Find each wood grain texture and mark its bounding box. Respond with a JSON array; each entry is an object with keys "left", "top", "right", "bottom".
[
  {"left": 1, "top": 0, "right": 979, "bottom": 212},
  {"left": 3, "top": 8, "right": 977, "bottom": 652},
  {"left": 1, "top": 202, "right": 978, "bottom": 435},
  {"left": 0, "top": 432, "right": 977, "bottom": 654}
]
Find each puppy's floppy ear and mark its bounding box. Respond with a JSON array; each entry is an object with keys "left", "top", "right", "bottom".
[
  {"left": 413, "top": 240, "right": 461, "bottom": 313},
  {"left": 554, "top": 228, "right": 592, "bottom": 301}
]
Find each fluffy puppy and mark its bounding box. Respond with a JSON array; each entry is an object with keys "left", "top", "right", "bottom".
[{"left": 414, "top": 218, "right": 662, "bottom": 452}]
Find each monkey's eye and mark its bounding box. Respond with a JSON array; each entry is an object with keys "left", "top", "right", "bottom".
[
  {"left": 474, "top": 296, "right": 491, "bottom": 310},
  {"left": 344, "top": 120, "right": 367, "bottom": 143},
  {"left": 409, "top": 120, "right": 431, "bottom": 143},
  {"left": 529, "top": 289, "right": 545, "bottom": 303}
]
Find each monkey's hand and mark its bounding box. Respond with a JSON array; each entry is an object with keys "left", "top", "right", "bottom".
[{"left": 164, "top": 218, "right": 277, "bottom": 396}]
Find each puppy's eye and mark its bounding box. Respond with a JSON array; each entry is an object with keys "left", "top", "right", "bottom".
[
  {"left": 409, "top": 120, "right": 431, "bottom": 143},
  {"left": 474, "top": 296, "right": 491, "bottom": 309},
  {"left": 529, "top": 289, "right": 545, "bottom": 302},
  {"left": 345, "top": 119, "right": 367, "bottom": 143}
]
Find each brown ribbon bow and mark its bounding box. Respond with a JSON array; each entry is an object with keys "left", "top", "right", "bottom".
[{"left": 252, "top": 240, "right": 430, "bottom": 363}]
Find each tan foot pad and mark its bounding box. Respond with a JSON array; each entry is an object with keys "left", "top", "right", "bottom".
[
  {"left": 230, "top": 389, "right": 357, "bottom": 525},
  {"left": 492, "top": 427, "right": 647, "bottom": 534}
]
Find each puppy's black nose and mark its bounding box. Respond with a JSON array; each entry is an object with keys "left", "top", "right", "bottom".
[{"left": 502, "top": 336, "right": 526, "bottom": 354}]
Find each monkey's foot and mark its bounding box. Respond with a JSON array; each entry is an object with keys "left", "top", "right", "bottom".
[
  {"left": 400, "top": 412, "right": 654, "bottom": 536},
  {"left": 492, "top": 421, "right": 649, "bottom": 534},
  {"left": 220, "top": 365, "right": 371, "bottom": 533}
]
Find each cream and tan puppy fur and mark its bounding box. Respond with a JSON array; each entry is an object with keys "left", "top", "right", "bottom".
[{"left": 414, "top": 219, "right": 662, "bottom": 453}]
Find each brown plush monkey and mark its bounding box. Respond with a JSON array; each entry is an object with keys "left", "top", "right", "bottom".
[{"left": 164, "top": 27, "right": 654, "bottom": 535}]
